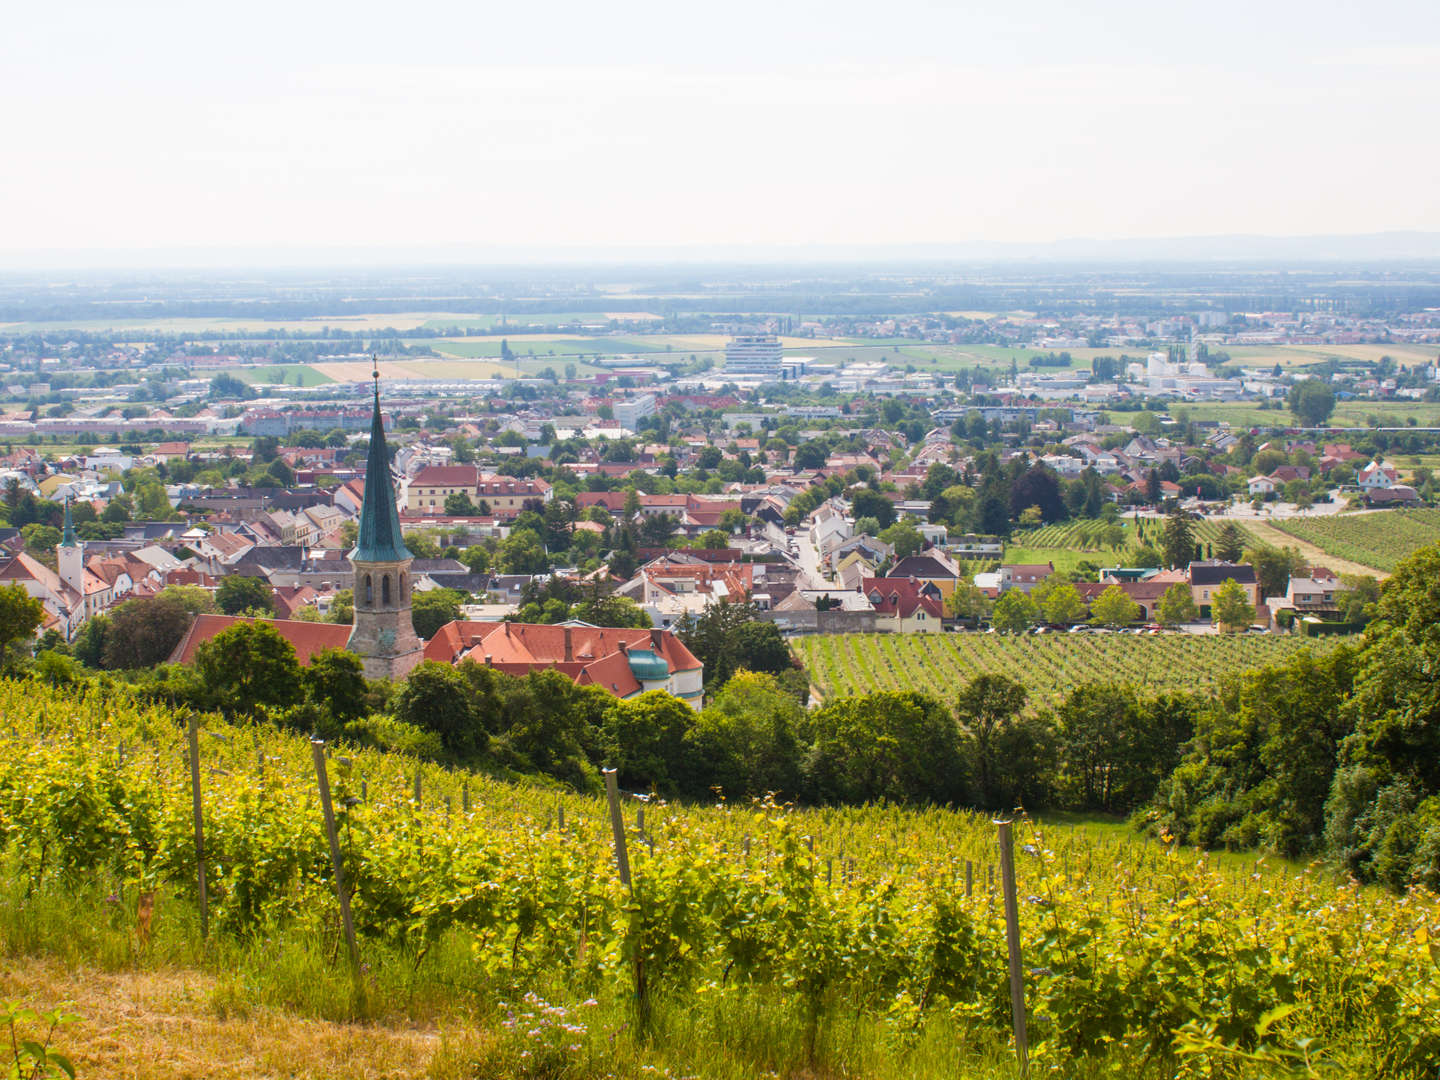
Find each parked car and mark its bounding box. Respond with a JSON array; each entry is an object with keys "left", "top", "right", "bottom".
[{"left": 1067, "top": 624, "right": 1090, "bottom": 633}]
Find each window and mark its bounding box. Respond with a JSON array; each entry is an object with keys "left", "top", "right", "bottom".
[{"left": 364, "top": 574, "right": 373, "bottom": 605}]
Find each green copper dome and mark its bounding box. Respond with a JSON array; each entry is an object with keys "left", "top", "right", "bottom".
[
  {"left": 350, "top": 370, "right": 412, "bottom": 565},
  {"left": 626, "top": 648, "right": 670, "bottom": 682}
]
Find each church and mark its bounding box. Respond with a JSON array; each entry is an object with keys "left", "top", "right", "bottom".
[
  {"left": 344, "top": 370, "right": 425, "bottom": 680},
  {"left": 166, "top": 370, "right": 425, "bottom": 679}
]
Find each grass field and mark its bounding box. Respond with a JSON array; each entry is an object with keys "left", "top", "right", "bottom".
[
  {"left": 1269, "top": 508, "right": 1440, "bottom": 573},
  {"left": 1176, "top": 400, "right": 1440, "bottom": 429},
  {"left": 794, "top": 632, "right": 1341, "bottom": 707},
  {"left": 217, "top": 363, "right": 335, "bottom": 386}
]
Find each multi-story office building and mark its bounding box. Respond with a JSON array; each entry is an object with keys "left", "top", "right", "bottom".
[
  {"left": 614, "top": 393, "right": 658, "bottom": 432},
  {"left": 724, "top": 334, "right": 784, "bottom": 380}
]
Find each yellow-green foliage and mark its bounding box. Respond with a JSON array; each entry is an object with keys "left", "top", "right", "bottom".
[{"left": 1, "top": 680, "right": 1437, "bottom": 1077}]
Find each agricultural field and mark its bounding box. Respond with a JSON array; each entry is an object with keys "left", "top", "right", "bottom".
[
  {"left": 1270, "top": 508, "right": 1440, "bottom": 573},
  {"left": 794, "top": 632, "right": 1340, "bottom": 707},
  {"left": 2, "top": 680, "right": 1436, "bottom": 1079},
  {"left": 1178, "top": 399, "right": 1440, "bottom": 430},
  {"left": 215, "top": 363, "right": 334, "bottom": 386}
]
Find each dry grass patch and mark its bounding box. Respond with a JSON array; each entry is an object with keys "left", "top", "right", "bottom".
[{"left": 0, "top": 956, "right": 470, "bottom": 1080}]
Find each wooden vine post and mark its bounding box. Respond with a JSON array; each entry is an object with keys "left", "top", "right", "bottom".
[
  {"left": 311, "top": 740, "right": 362, "bottom": 988},
  {"left": 602, "top": 768, "right": 631, "bottom": 888},
  {"left": 996, "top": 820, "right": 1029, "bottom": 1076},
  {"left": 186, "top": 714, "right": 209, "bottom": 939}
]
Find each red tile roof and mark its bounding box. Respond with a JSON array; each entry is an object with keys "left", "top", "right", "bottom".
[
  {"left": 167, "top": 614, "right": 352, "bottom": 666},
  {"left": 423, "top": 620, "right": 700, "bottom": 699}
]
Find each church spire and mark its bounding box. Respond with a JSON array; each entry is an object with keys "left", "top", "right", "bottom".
[
  {"left": 61, "top": 492, "right": 78, "bottom": 548},
  {"left": 350, "top": 364, "right": 411, "bottom": 564}
]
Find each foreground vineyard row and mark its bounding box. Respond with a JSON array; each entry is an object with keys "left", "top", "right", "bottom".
[
  {"left": 1, "top": 681, "right": 1437, "bottom": 1077},
  {"left": 793, "top": 632, "right": 1337, "bottom": 704}
]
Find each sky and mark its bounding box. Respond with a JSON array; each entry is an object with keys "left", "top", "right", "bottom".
[{"left": 3, "top": 0, "right": 1439, "bottom": 263}]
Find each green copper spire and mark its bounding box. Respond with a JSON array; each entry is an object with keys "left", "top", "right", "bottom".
[
  {"left": 350, "top": 366, "right": 412, "bottom": 564},
  {"left": 60, "top": 493, "right": 78, "bottom": 548}
]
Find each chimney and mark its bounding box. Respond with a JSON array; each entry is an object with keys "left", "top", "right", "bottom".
[
  {"left": 564, "top": 626, "right": 573, "bottom": 663},
  {"left": 650, "top": 628, "right": 662, "bottom": 650},
  {"left": 618, "top": 640, "right": 629, "bottom": 656}
]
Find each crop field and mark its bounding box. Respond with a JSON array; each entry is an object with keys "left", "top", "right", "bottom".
[
  {"left": 794, "top": 632, "right": 1340, "bottom": 707},
  {"left": 216, "top": 363, "right": 335, "bottom": 386},
  {"left": 1270, "top": 508, "right": 1440, "bottom": 573},
  {"left": 2, "top": 680, "right": 1436, "bottom": 1079},
  {"left": 1178, "top": 399, "right": 1440, "bottom": 430}
]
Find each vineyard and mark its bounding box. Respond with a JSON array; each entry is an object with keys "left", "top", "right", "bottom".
[
  {"left": 1270, "top": 508, "right": 1440, "bottom": 573},
  {"left": 794, "top": 632, "right": 1338, "bottom": 705},
  {"left": 1011, "top": 518, "right": 1257, "bottom": 563},
  {"left": 2, "top": 680, "right": 1435, "bottom": 1078}
]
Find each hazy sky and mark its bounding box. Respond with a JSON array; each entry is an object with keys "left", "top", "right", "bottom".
[{"left": 4, "top": 0, "right": 1439, "bottom": 260}]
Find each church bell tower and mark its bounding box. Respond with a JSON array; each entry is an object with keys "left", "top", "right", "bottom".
[
  {"left": 58, "top": 493, "right": 84, "bottom": 599},
  {"left": 347, "top": 369, "right": 424, "bottom": 680}
]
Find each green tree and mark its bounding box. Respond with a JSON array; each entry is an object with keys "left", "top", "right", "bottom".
[
  {"left": 444, "top": 491, "right": 478, "bottom": 516},
  {"left": 677, "top": 600, "right": 792, "bottom": 688},
  {"left": 685, "top": 671, "right": 802, "bottom": 799},
  {"left": 1089, "top": 585, "right": 1140, "bottom": 627},
  {"left": 0, "top": 583, "right": 45, "bottom": 670},
  {"left": 303, "top": 648, "right": 370, "bottom": 725},
  {"left": 1161, "top": 509, "right": 1196, "bottom": 569},
  {"left": 1336, "top": 574, "right": 1381, "bottom": 623},
  {"left": 411, "top": 588, "right": 464, "bottom": 639},
  {"left": 216, "top": 575, "right": 274, "bottom": 616},
  {"left": 391, "top": 660, "right": 486, "bottom": 757},
  {"left": 499, "top": 528, "right": 548, "bottom": 574},
  {"left": 878, "top": 520, "right": 924, "bottom": 558},
  {"left": 697, "top": 529, "right": 730, "bottom": 550},
  {"left": 101, "top": 597, "right": 194, "bottom": 670},
  {"left": 327, "top": 588, "right": 354, "bottom": 624},
  {"left": 802, "top": 690, "right": 965, "bottom": 805},
  {"left": 991, "top": 589, "right": 1037, "bottom": 633},
  {"left": 1287, "top": 378, "right": 1336, "bottom": 426},
  {"left": 154, "top": 584, "right": 216, "bottom": 616},
  {"left": 954, "top": 674, "right": 1049, "bottom": 810},
  {"left": 21, "top": 523, "right": 61, "bottom": 557},
  {"left": 570, "top": 594, "right": 650, "bottom": 628},
  {"left": 1211, "top": 578, "right": 1255, "bottom": 632},
  {"left": 1215, "top": 522, "right": 1246, "bottom": 563},
  {"left": 1042, "top": 582, "right": 1087, "bottom": 626},
  {"left": 1247, "top": 543, "right": 1306, "bottom": 599},
  {"left": 1156, "top": 581, "right": 1199, "bottom": 626},
  {"left": 71, "top": 614, "right": 111, "bottom": 668},
  {"left": 193, "top": 621, "right": 303, "bottom": 716},
  {"left": 946, "top": 582, "right": 992, "bottom": 624},
  {"left": 601, "top": 690, "right": 696, "bottom": 794}
]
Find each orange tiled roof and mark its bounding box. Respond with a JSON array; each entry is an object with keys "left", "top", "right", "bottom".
[{"left": 167, "top": 614, "right": 351, "bottom": 666}]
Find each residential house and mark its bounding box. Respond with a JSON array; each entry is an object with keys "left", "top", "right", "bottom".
[
  {"left": 862, "top": 577, "right": 944, "bottom": 633},
  {"left": 998, "top": 563, "right": 1055, "bottom": 594},
  {"left": 1188, "top": 561, "right": 1259, "bottom": 617},
  {"left": 423, "top": 621, "right": 703, "bottom": 704},
  {"left": 886, "top": 550, "right": 962, "bottom": 599},
  {"left": 1358, "top": 460, "right": 1400, "bottom": 490}
]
